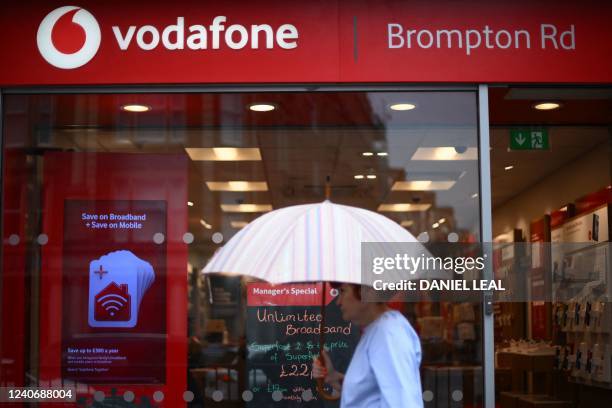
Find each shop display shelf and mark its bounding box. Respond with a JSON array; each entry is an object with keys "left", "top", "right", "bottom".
[{"left": 567, "top": 376, "right": 612, "bottom": 390}]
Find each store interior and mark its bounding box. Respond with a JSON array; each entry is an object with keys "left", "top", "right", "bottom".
[
  {"left": 1, "top": 87, "right": 610, "bottom": 407},
  {"left": 489, "top": 86, "right": 612, "bottom": 408},
  {"left": 2, "top": 90, "right": 483, "bottom": 406}
]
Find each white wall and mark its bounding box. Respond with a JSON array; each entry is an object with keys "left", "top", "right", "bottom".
[{"left": 493, "top": 143, "right": 610, "bottom": 238}]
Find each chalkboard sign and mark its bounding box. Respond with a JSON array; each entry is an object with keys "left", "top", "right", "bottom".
[{"left": 246, "top": 283, "right": 360, "bottom": 407}]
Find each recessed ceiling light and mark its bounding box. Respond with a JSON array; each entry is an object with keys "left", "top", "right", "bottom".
[
  {"left": 533, "top": 102, "right": 561, "bottom": 111},
  {"left": 200, "top": 219, "right": 212, "bottom": 229},
  {"left": 220, "top": 204, "right": 272, "bottom": 213},
  {"left": 432, "top": 222, "right": 440, "bottom": 228},
  {"left": 377, "top": 152, "right": 388, "bottom": 156},
  {"left": 439, "top": 218, "right": 446, "bottom": 224},
  {"left": 366, "top": 174, "right": 377, "bottom": 179},
  {"left": 121, "top": 104, "right": 150, "bottom": 112},
  {"left": 249, "top": 103, "right": 276, "bottom": 112},
  {"left": 213, "top": 147, "right": 238, "bottom": 160},
  {"left": 389, "top": 103, "right": 416, "bottom": 111},
  {"left": 411, "top": 147, "right": 478, "bottom": 161},
  {"left": 504, "top": 165, "right": 514, "bottom": 171},
  {"left": 206, "top": 181, "right": 268, "bottom": 192},
  {"left": 184, "top": 147, "right": 262, "bottom": 161},
  {"left": 362, "top": 152, "right": 374, "bottom": 156},
  {"left": 377, "top": 203, "right": 432, "bottom": 212},
  {"left": 230, "top": 221, "right": 249, "bottom": 229},
  {"left": 392, "top": 180, "right": 456, "bottom": 191},
  {"left": 354, "top": 175, "right": 365, "bottom": 179},
  {"left": 187, "top": 201, "right": 194, "bottom": 207}
]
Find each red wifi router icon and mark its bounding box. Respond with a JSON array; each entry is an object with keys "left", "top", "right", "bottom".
[{"left": 94, "top": 282, "right": 131, "bottom": 321}]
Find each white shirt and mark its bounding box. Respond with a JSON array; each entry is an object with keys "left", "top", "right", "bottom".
[{"left": 341, "top": 310, "right": 423, "bottom": 408}]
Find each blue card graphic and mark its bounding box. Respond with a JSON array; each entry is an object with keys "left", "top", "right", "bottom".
[{"left": 88, "top": 250, "right": 154, "bottom": 328}]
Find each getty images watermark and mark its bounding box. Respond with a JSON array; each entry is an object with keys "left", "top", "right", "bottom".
[{"left": 360, "top": 242, "right": 611, "bottom": 303}]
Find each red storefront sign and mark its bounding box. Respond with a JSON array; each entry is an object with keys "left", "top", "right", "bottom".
[{"left": 0, "top": 0, "right": 611, "bottom": 85}]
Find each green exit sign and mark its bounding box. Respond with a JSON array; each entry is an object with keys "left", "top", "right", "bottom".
[{"left": 510, "top": 129, "right": 549, "bottom": 150}]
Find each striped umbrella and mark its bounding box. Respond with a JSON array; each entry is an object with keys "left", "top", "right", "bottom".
[
  {"left": 202, "top": 199, "right": 430, "bottom": 400},
  {"left": 203, "top": 200, "right": 422, "bottom": 283}
]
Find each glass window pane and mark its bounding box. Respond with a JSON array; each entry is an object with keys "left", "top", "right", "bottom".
[
  {"left": 2, "top": 91, "right": 481, "bottom": 406},
  {"left": 490, "top": 86, "right": 612, "bottom": 407}
]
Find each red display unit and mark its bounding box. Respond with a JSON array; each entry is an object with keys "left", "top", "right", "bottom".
[
  {"left": 529, "top": 216, "right": 551, "bottom": 340},
  {"left": 39, "top": 152, "right": 188, "bottom": 406},
  {"left": 0, "top": 151, "right": 29, "bottom": 387}
]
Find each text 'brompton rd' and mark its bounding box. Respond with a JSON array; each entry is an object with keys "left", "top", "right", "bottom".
[{"left": 388, "top": 23, "right": 575, "bottom": 55}]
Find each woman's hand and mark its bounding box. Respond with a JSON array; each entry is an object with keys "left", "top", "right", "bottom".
[{"left": 312, "top": 350, "right": 344, "bottom": 392}]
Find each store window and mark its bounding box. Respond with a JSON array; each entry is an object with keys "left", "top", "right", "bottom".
[
  {"left": 490, "top": 87, "right": 612, "bottom": 407},
  {"left": 1, "top": 91, "right": 482, "bottom": 406}
]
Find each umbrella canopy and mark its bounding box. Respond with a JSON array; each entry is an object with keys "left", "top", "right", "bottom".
[
  {"left": 203, "top": 199, "right": 442, "bottom": 401},
  {"left": 203, "top": 200, "right": 426, "bottom": 284}
]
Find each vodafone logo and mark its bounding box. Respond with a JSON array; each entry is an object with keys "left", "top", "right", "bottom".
[
  {"left": 37, "top": 6, "right": 101, "bottom": 69},
  {"left": 35, "top": 7, "right": 299, "bottom": 70}
]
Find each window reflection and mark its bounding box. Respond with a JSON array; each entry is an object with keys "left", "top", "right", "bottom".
[{"left": 2, "top": 91, "right": 481, "bottom": 406}]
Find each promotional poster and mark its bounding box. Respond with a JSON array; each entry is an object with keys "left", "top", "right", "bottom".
[
  {"left": 246, "top": 283, "right": 359, "bottom": 406},
  {"left": 62, "top": 199, "right": 167, "bottom": 383}
]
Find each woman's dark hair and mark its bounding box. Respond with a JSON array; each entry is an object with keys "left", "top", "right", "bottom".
[
  {"left": 329, "top": 282, "right": 392, "bottom": 304},
  {"left": 329, "top": 281, "right": 342, "bottom": 289},
  {"left": 329, "top": 282, "right": 361, "bottom": 300}
]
